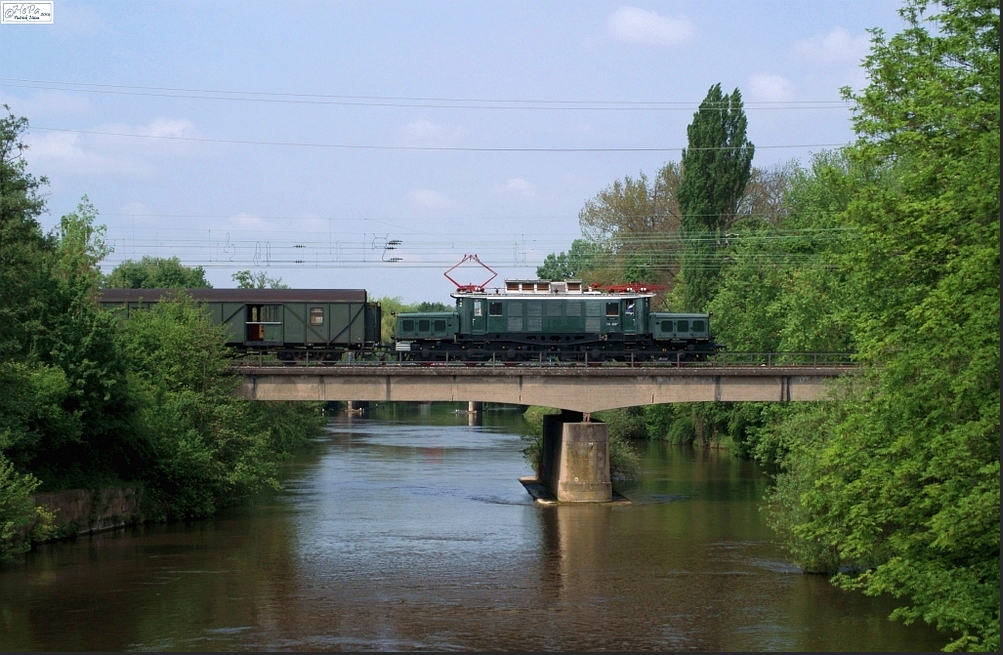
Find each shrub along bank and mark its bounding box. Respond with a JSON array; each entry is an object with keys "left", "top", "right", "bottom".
[{"left": 0, "top": 112, "right": 325, "bottom": 560}]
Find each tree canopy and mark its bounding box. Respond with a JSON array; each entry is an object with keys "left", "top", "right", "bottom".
[
  {"left": 760, "top": 1, "right": 1000, "bottom": 650},
  {"left": 232, "top": 269, "right": 287, "bottom": 289},
  {"left": 677, "top": 84, "right": 754, "bottom": 311},
  {"left": 104, "top": 256, "right": 212, "bottom": 289}
]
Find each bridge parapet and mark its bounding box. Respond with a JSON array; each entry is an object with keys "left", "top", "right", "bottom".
[{"left": 233, "top": 363, "right": 852, "bottom": 414}]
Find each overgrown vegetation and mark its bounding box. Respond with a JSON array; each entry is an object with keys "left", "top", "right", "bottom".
[
  {"left": 536, "top": 1, "right": 998, "bottom": 648},
  {"left": 0, "top": 105, "right": 325, "bottom": 556}
]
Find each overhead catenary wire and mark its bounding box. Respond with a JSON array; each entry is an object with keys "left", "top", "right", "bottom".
[
  {"left": 29, "top": 126, "right": 846, "bottom": 153},
  {"left": 1, "top": 78, "right": 853, "bottom": 111}
]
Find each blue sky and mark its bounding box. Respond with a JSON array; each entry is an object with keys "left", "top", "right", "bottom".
[{"left": 1, "top": 1, "right": 908, "bottom": 303}]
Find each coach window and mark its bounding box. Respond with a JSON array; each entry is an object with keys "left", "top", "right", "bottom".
[
  {"left": 606, "top": 301, "right": 619, "bottom": 317},
  {"left": 677, "top": 319, "right": 689, "bottom": 332},
  {"left": 309, "top": 307, "right": 324, "bottom": 326},
  {"left": 489, "top": 302, "right": 503, "bottom": 316},
  {"left": 692, "top": 319, "right": 706, "bottom": 332},
  {"left": 418, "top": 319, "right": 430, "bottom": 332},
  {"left": 402, "top": 319, "right": 415, "bottom": 332}
]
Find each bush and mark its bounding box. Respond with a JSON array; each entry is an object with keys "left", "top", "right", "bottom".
[{"left": 0, "top": 453, "right": 54, "bottom": 563}]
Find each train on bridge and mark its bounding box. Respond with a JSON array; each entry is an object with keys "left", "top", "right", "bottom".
[{"left": 98, "top": 279, "right": 721, "bottom": 363}]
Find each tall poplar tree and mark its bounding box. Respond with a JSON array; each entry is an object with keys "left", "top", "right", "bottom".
[{"left": 677, "top": 84, "right": 754, "bottom": 311}]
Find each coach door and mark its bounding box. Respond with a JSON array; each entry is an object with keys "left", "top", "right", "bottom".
[{"left": 246, "top": 304, "right": 283, "bottom": 345}]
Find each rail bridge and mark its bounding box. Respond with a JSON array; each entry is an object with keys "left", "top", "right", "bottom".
[
  {"left": 233, "top": 362, "right": 849, "bottom": 414},
  {"left": 233, "top": 355, "right": 854, "bottom": 504}
]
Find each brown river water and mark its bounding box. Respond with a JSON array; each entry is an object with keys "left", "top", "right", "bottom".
[{"left": 0, "top": 404, "right": 945, "bottom": 651}]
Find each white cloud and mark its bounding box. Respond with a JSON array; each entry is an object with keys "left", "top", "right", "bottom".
[
  {"left": 298, "top": 212, "right": 327, "bottom": 231},
  {"left": 0, "top": 89, "right": 91, "bottom": 117},
  {"left": 606, "top": 7, "right": 697, "bottom": 46},
  {"left": 498, "top": 177, "right": 535, "bottom": 199},
  {"left": 792, "top": 28, "right": 870, "bottom": 65},
  {"left": 408, "top": 188, "right": 454, "bottom": 210},
  {"left": 25, "top": 117, "right": 209, "bottom": 177},
  {"left": 120, "top": 201, "right": 153, "bottom": 218},
  {"left": 399, "top": 116, "right": 466, "bottom": 144},
  {"left": 28, "top": 129, "right": 153, "bottom": 176},
  {"left": 402, "top": 117, "right": 445, "bottom": 140},
  {"left": 229, "top": 212, "right": 270, "bottom": 229},
  {"left": 747, "top": 72, "right": 796, "bottom": 102}
]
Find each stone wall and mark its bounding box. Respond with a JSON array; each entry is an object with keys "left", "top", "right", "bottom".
[{"left": 32, "top": 486, "right": 143, "bottom": 536}]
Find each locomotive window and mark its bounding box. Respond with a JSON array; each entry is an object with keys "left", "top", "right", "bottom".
[
  {"left": 546, "top": 302, "right": 562, "bottom": 317},
  {"left": 402, "top": 319, "right": 415, "bottom": 332},
  {"left": 473, "top": 301, "right": 483, "bottom": 317},
  {"left": 677, "top": 319, "right": 689, "bottom": 332},
  {"left": 434, "top": 320, "right": 446, "bottom": 332},
  {"left": 661, "top": 320, "right": 673, "bottom": 332},
  {"left": 606, "top": 302, "right": 619, "bottom": 317},
  {"left": 309, "top": 307, "right": 324, "bottom": 326},
  {"left": 489, "top": 302, "right": 503, "bottom": 316},
  {"left": 692, "top": 320, "right": 706, "bottom": 332},
  {"left": 418, "top": 320, "right": 430, "bottom": 332},
  {"left": 625, "top": 301, "right": 635, "bottom": 316}
]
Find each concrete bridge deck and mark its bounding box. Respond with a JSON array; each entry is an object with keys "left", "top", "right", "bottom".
[{"left": 233, "top": 363, "right": 851, "bottom": 413}]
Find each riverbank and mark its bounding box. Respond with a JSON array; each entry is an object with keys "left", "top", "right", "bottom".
[{"left": 32, "top": 486, "right": 144, "bottom": 539}]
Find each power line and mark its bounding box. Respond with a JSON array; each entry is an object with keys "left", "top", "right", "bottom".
[
  {"left": 31, "top": 126, "right": 846, "bottom": 153},
  {"left": 1, "top": 78, "right": 852, "bottom": 111}
]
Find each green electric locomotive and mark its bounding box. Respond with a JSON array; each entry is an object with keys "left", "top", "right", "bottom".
[{"left": 395, "top": 279, "right": 719, "bottom": 362}]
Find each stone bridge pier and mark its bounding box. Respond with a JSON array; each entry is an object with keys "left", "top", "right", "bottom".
[{"left": 539, "top": 410, "right": 611, "bottom": 503}]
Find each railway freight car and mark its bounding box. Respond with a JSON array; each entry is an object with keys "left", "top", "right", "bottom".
[
  {"left": 98, "top": 288, "right": 382, "bottom": 361},
  {"left": 394, "top": 279, "right": 719, "bottom": 362}
]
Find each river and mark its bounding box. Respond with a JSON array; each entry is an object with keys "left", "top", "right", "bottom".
[{"left": 0, "top": 403, "right": 945, "bottom": 651}]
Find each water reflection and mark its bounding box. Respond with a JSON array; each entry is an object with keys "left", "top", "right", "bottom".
[{"left": 0, "top": 403, "right": 946, "bottom": 651}]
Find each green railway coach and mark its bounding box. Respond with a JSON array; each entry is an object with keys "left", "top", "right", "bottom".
[{"left": 99, "top": 288, "right": 382, "bottom": 360}]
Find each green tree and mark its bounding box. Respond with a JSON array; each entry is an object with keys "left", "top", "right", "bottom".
[
  {"left": 104, "top": 256, "right": 211, "bottom": 289},
  {"left": 708, "top": 151, "right": 859, "bottom": 356},
  {"left": 577, "top": 163, "right": 684, "bottom": 289},
  {"left": 0, "top": 105, "right": 53, "bottom": 362},
  {"left": 0, "top": 454, "right": 54, "bottom": 563},
  {"left": 677, "top": 84, "right": 754, "bottom": 311},
  {"left": 29, "top": 199, "right": 137, "bottom": 487},
  {"left": 121, "top": 293, "right": 279, "bottom": 520},
  {"left": 232, "top": 269, "right": 287, "bottom": 289},
  {"left": 536, "top": 239, "right": 602, "bottom": 281},
  {"left": 765, "top": 1, "right": 999, "bottom": 650}
]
